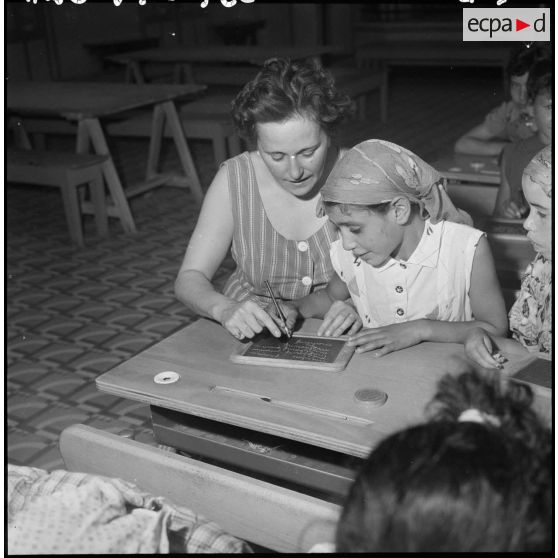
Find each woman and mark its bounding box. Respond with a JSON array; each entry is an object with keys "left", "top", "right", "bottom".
[{"left": 174, "top": 58, "right": 353, "bottom": 340}]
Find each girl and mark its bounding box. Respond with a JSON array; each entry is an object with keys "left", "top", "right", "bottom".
[
  {"left": 465, "top": 146, "right": 552, "bottom": 368},
  {"left": 280, "top": 139, "right": 508, "bottom": 356},
  {"left": 493, "top": 59, "right": 552, "bottom": 219},
  {"left": 336, "top": 369, "right": 552, "bottom": 552},
  {"left": 454, "top": 43, "right": 550, "bottom": 157}
]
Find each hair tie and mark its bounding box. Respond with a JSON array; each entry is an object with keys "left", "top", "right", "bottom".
[{"left": 458, "top": 408, "right": 501, "bottom": 428}]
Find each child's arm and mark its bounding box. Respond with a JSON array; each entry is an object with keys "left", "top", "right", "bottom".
[
  {"left": 493, "top": 150, "right": 528, "bottom": 219},
  {"left": 454, "top": 122, "right": 509, "bottom": 157},
  {"left": 347, "top": 236, "right": 508, "bottom": 355},
  {"left": 464, "top": 327, "right": 527, "bottom": 369}
]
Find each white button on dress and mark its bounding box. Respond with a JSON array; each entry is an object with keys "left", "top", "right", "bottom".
[
  {"left": 297, "top": 241, "right": 309, "bottom": 252},
  {"left": 301, "top": 276, "right": 312, "bottom": 286}
]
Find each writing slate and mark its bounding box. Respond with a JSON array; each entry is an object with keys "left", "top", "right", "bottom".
[{"left": 230, "top": 332, "right": 355, "bottom": 372}]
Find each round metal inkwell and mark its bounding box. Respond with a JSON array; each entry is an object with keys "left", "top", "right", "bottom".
[
  {"left": 154, "top": 371, "right": 180, "bottom": 385},
  {"left": 354, "top": 388, "right": 388, "bottom": 408}
]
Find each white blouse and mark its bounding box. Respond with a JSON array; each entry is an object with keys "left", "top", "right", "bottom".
[{"left": 330, "top": 219, "right": 484, "bottom": 328}]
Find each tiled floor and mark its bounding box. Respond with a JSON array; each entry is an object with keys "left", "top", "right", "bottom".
[{"left": 6, "top": 67, "right": 502, "bottom": 471}]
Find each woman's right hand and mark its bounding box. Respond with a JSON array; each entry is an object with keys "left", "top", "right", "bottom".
[
  {"left": 216, "top": 299, "right": 286, "bottom": 340},
  {"left": 464, "top": 327, "right": 506, "bottom": 369}
]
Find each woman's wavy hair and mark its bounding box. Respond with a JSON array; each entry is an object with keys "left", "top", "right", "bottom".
[
  {"left": 336, "top": 369, "right": 552, "bottom": 553},
  {"left": 231, "top": 57, "right": 354, "bottom": 143}
]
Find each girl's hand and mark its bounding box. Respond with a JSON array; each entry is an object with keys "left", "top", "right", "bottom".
[
  {"left": 217, "top": 299, "right": 284, "bottom": 339},
  {"left": 347, "top": 321, "right": 424, "bottom": 356},
  {"left": 317, "top": 300, "right": 362, "bottom": 337},
  {"left": 464, "top": 327, "right": 505, "bottom": 369},
  {"left": 499, "top": 199, "right": 528, "bottom": 220}
]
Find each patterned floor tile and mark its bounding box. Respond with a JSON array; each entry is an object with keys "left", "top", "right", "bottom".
[
  {"left": 7, "top": 431, "right": 58, "bottom": 465},
  {"left": 133, "top": 315, "right": 186, "bottom": 336},
  {"left": 7, "top": 394, "right": 52, "bottom": 421},
  {"left": 31, "top": 372, "right": 88, "bottom": 397},
  {"left": 30, "top": 445, "right": 66, "bottom": 472},
  {"left": 71, "top": 301, "right": 118, "bottom": 320},
  {"left": 70, "top": 324, "right": 122, "bottom": 346},
  {"left": 100, "top": 332, "right": 157, "bottom": 354},
  {"left": 67, "top": 351, "right": 125, "bottom": 374},
  {"left": 26, "top": 403, "right": 91, "bottom": 432},
  {"left": 32, "top": 342, "right": 88, "bottom": 365},
  {"left": 34, "top": 317, "right": 90, "bottom": 338},
  {"left": 103, "top": 308, "right": 152, "bottom": 328}
]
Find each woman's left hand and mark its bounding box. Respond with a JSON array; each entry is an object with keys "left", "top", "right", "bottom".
[{"left": 347, "top": 322, "right": 424, "bottom": 356}]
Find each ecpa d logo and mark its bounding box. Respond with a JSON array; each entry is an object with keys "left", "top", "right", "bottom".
[{"left": 463, "top": 8, "right": 550, "bottom": 41}]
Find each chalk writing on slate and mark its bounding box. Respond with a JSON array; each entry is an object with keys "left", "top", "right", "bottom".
[{"left": 243, "top": 334, "right": 346, "bottom": 363}]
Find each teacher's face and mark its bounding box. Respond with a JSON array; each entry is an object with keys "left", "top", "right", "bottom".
[{"left": 256, "top": 114, "right": 330, "bottom": 197}]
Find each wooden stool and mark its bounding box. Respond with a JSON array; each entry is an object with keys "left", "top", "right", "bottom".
[
  {"left": 106, "top": 95, "right": 243, "bottom": 167},
  {"left": 7, "top": 148, "right": 109, "bottom": 247}
]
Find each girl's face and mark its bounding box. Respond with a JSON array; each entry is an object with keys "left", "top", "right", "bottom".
[
  {"left": 326, "top": 205, "right": 404, "bottom": 268},
  {"left": 532, "top": 89, "right": 552, "bottom": 145},
  {"left": 509, "top": 72, "right": 529, "bottom": 106},
  {"left": 522, "top": 174, "right": 552, "bottom": 260},
  {"left": 256, "top": 114, "right": 330, "bottom": 197}
]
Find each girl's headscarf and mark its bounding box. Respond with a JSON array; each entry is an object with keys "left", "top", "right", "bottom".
[
  {"left": 319, "top": 139, "right": 472, "bottom": 226},
  {"left": 523, "top": 145, "right": 552, "bottom": 198}
]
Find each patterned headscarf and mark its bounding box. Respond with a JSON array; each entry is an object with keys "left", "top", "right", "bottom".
[
  {"left": 319, "top": 139, "right": 472, "bottom": 225},
  {"left": 524, "top": 145, "right": 552, "bottom": 198}
]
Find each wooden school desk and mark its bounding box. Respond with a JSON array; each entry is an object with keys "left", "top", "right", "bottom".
[
  {"left": 96, "top": 318, "right": 550, "bottom": 498},
  {"left": 7, "top": 81, "right": 206, "bottom": 233},
  {"left": 108, "top": 44, "right": 345, "bottom": 85},
  {"left": 432, "top": 152, "right": 501, "bottom": 185}
]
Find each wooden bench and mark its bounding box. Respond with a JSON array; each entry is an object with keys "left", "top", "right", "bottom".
[
  {"left": 7, "top": 148, "right": 109, "bottom": 247},
  {"left": 106, "top": 95, "right": 243, "bottom": 167},
  {"left": 60, "top": 424, "right": 340, "bottom": 553},
  {"left": 18, "top": 96, "right": 243, "bottom": 169}
]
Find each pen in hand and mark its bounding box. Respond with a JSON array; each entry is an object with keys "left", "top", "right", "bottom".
[{"left": 264, "top": 280, "right": 292, "bottom": 338}]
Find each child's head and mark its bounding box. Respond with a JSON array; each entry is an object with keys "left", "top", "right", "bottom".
[
  {"left": 527, "top": 59, "right": 553, "bottom": 145},
  {"left": 319, "top": 140, "right": 471, "bottom": 266},
  {"left": 336, "top": 370, "right": 552, "bottom": 552},
  {"left": 506, "top": 44, "right": 551, "bottom": 106},
  {"left": 522, "top": 146, "right": 552, "bottom": 260}
]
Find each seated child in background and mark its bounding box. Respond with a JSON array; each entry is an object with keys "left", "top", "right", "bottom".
[
  {"left": 493, "top": 59, "right": 552, "bottom": 218},
  {"left": 454, "top": 43, "right": 550, "bottom": 157},
  {"left": 279, "top": 139, "right": 507, "bottom": 356},
  {"left": 335, "top": 369, "right": 552, "bottom": 552},
  {"left": 466, "top": 146, "right": 552, "bottom": 368}
]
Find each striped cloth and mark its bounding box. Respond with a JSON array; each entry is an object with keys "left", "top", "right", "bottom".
[
  {"left": 222, "top": 152, "right": 337, "bottom": 305},
  {"left": 7, "top": 464, "right": 252, "bottom": 554}
]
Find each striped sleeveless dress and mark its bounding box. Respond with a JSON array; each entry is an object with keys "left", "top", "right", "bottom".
[{"left": 222, "top": 152, "right": 337, "bottom": 306}]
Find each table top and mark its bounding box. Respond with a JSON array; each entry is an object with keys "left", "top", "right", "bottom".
[
  {"left": 108, "top": 44, "right": 345, "bottom": 66},
  {"left": 7, "top": 81, "right": 206, "bottom": 121},
  {"left": 432, "top": 152, "right": 501, "bottom": 185},
  {"left": 96, "top": 318, "right": 546, "bottom": 459}
]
